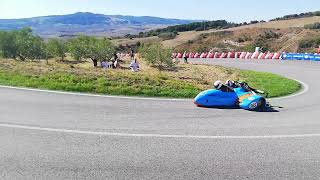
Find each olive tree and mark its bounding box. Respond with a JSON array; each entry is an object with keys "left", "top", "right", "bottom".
[
  {"left": 15, "top": 27, "right": 46, "bottom": 60},
  {"left": 0, "top": 31, "right": 18, "bottom": 59},
  {"left": 68, "top": 35, "right": 90, "bottom": 61},
  {"left": 46, "top": 39, "right": 66, "bottom": 61},
  {"left": 139, "top": 43, "right": 174, "bottom": 69},
  {"left": 68, "top": 35, "right": 115, "bottom": 66}
]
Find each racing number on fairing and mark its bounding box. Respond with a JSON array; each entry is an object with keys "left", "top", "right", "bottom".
[{"left": 238, "top": 94, "right": 253, "bottom": 103}]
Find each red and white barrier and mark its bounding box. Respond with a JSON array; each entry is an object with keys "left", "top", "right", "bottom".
[
  {"left": 272, "top": 52, "right": 281, "bottom": 59},
  {"left": 240, "top": 52, "right": 246, "bottom": 59},
  {"left": 208, "top": 52, "right": 214, "bottom": 58},
  {"left": 245, "top": 53, "right": 252, "bottom": 59},
  {"left": 235, "top": 52, "right": 239, "bottom": 59},
  {"left": 174, "top": 51, "right": 283, "bottom": 60},
  {"left": 252, "top": 52, "right": 260, "bottom": 59}
]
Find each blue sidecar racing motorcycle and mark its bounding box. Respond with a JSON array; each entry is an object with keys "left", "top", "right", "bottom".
[{"left": 194, "top": 87, "right": 268, "bottom": 111}]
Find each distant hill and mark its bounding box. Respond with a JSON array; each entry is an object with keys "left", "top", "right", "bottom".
[
  {"left": 138, "top": 11, "right": 320, "bottom": 40},
  {"left": 112, "top": 13, "right": 320, "bottom": 53},
  {"left": 0, "top": 12, "right": 198, "bottom": 38},
  {"left": 172, "top": 15, "right": 320, "bottom": 53}
]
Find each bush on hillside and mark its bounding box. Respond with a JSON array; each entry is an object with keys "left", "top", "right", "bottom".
[
  {"left": 236, "top": 35, "right": 252, "bottom": 43},
  {"left": 157, "top": 32, "right": 177, "bottom": 40},
  {"left": 261, "top": 30, "right": 280, "bottom": 39},
  {"left": 195, "top": 27, "right": 205, "bottom": 31},
  {"left": 299, "top": 37, "right": 320, "bottom": 49},
  {"left": 242, "top": 44, "right": 256, "bottom": 52},
  {"left": 304, "top": 22, "right": 320, "bottom": 30},
  {"left": 253, "top": 37, "right": 270, "bottom": 52}
]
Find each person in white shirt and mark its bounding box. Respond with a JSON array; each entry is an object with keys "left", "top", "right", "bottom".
[
  {"left": 183, "top": 51, "right": 188, "bottom": 64},
  {"left": 130, "top": 59, "right": 140, "bottom": 72}
]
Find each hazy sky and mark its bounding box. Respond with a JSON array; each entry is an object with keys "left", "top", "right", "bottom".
[{"left": 1, "top": 0, "right": 319, "bottom": 22}]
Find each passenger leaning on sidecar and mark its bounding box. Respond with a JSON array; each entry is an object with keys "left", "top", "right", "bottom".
[
  {"left": 225, "top": 80, "right": 265, "bottom": 94},
  {"left": 213, "top": 80, "right": 234, "bottom": 92}
]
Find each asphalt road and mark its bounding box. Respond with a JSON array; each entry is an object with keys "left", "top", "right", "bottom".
[{"left": 1, "top": 59, "right": 320, "bottom": 179}]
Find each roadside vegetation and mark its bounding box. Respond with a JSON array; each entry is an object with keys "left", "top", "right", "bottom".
[
  {"left": 0, "top": 28, "right": 116, "bottom": 67},
  {"left": 0, "top": 58, "right": 301, "bottom": 98},
  {"left": 0, "top": 59, "right": 201, "bottom": 98},
  {"left": 0, "top": 28, "right": 301, "bottom": 98}
]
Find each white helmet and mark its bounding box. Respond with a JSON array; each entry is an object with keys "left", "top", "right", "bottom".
[{"left": 214, "top": 80, "right": 223, "bottom": 89}]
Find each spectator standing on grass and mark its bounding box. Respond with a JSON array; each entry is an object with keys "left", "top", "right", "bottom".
[
  {"left": 113, "top": 53, "right": 119, "bottom": 62},
  {"left": 130, "top": 48, "right": 135, "bottom": 60},
  {"left": 110, "top": 53, "right": 118, "bottom": 69},
  {"left": 114, "top": 59, "right": 121, "bottom": 69},
  {"left": 130, "top": 59, "right": 140, "bottom": 72},
  {"left": 183, "top": 51, "right": 188, "bottom": 64}
]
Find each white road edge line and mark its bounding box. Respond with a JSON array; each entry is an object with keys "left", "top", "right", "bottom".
[
  {"left": 0, "top": 85, "right": 190, "bottom": 101},
  {"left": 1, "top": 123, "right": 320, "bottom": 139}
]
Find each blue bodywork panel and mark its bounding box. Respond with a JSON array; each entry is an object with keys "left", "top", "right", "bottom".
[
  {"left": 194, "top": 89, "right": 238, "bottom": 107},
  {"left": 194, "top": 88, "right": 266, "bottom": 111}
]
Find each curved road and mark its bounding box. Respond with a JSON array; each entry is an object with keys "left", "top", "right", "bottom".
[{"left": 1, "top": 59, "right": 320, "bottom": 179}]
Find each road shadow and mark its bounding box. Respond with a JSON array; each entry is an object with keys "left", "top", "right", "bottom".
[
  {"left": 197, "top": 105, "right": 239, "bottom": 110},
  {"left": 197, "top": 105, "right": 283, "bottom": 113},
  {"left": 259, "top": 105, "right": 284, "bottom": 113}
]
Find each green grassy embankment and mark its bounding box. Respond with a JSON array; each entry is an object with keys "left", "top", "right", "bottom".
[
  {"left": 0, "top": 59, "right": 301, "bottom": 98},
  {"left": 240, "top": 70, "right": 301, "bottom": 98}
]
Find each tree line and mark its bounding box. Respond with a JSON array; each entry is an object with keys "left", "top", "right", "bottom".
[
  {"left": 270, "top": 11, "right": 320, "bottom": 21},
  {"left": 0, "top": 28, "right": 116, "bottom": 67},
  {"left": 122, "top": 20, "right": 240, "bottom": 39},
  {"left": 120, "top": 19, "right": 270, "bottom": 40}
]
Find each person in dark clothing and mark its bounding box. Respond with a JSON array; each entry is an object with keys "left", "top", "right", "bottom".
[
  {"left": 113, "top": 53, "right": 118, "bottom": 62},
  {"left": 92, "top": 59, "right": 98, "bottom": 67},
  {"left": 226, "top": 80, "right": 265, "bottom": 94},
  {"left": 130, "top": 48, "right": 135, "bottom": 60},
  {"left": 213, "top": 80, "right": 234, "bottom": 92}
]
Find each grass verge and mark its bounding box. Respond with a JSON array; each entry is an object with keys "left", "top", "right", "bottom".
[
  {"left": 240, "top": 70, "right": 301, "bottom": 98},
  {"left": 0, "top": 59, "right": 301, "bottom": 98}
]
